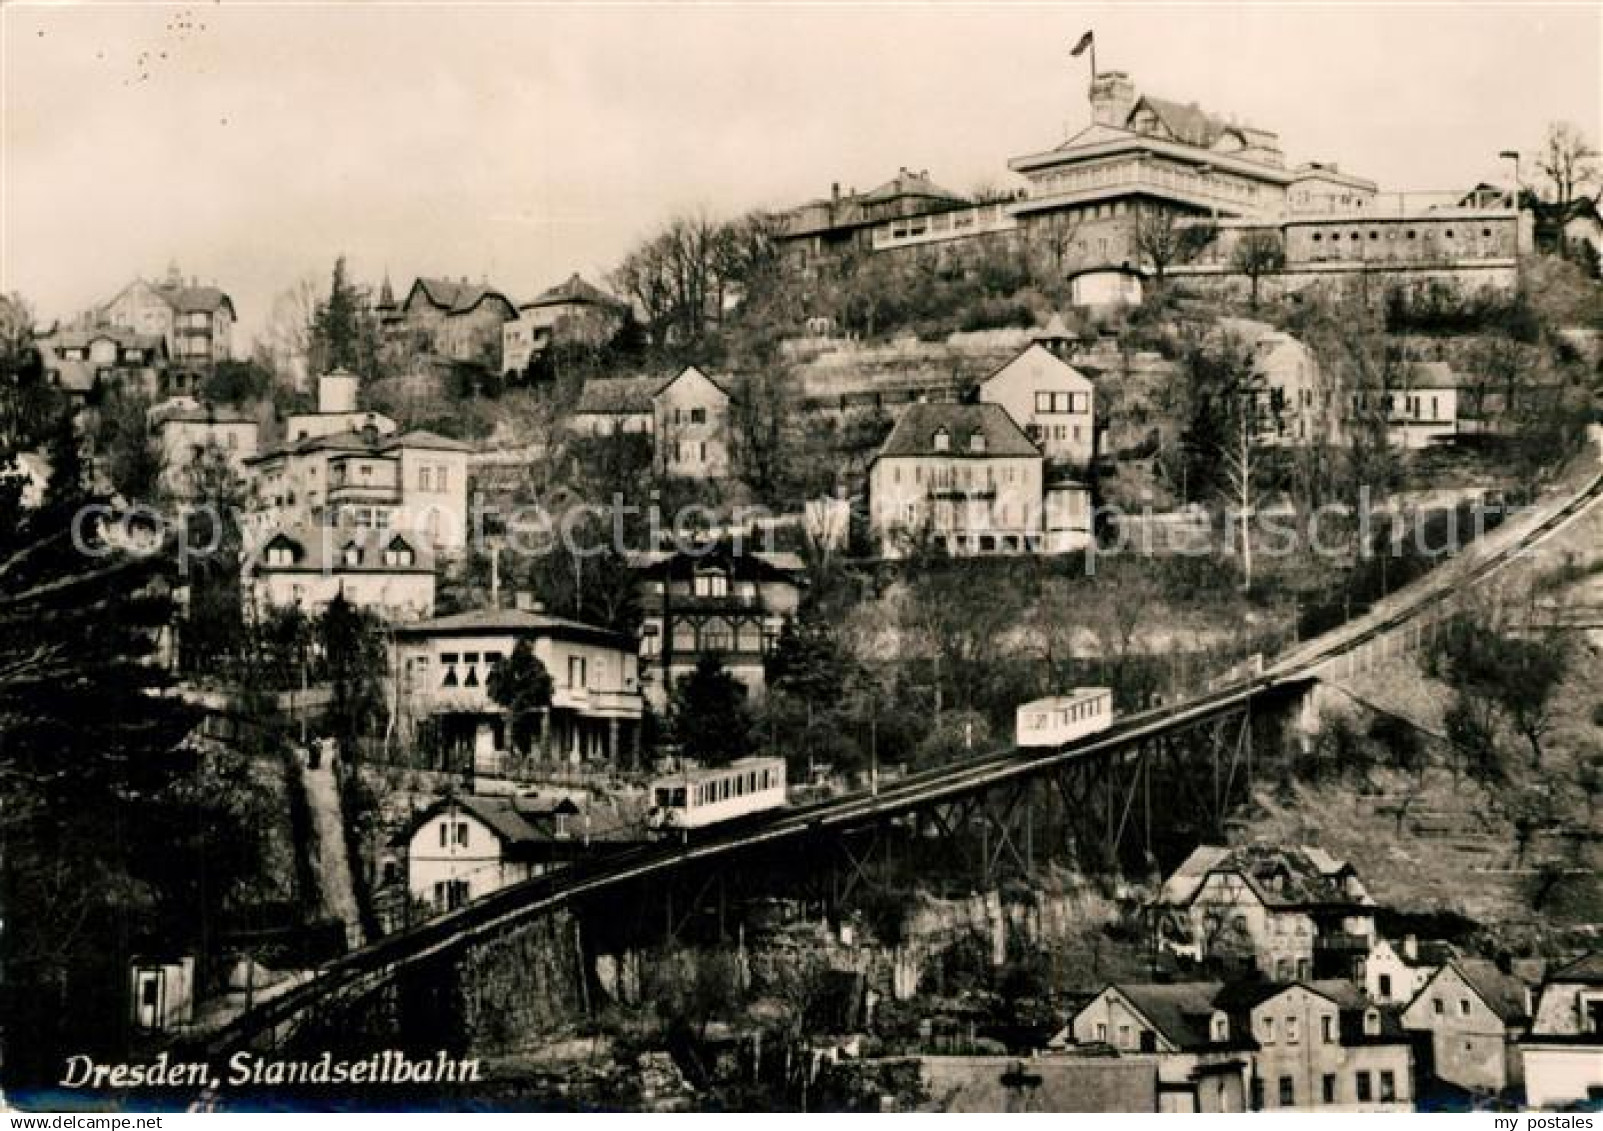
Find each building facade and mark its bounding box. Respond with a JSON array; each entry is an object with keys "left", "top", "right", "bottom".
[
  {"left": 976, "top": 336, "right": 1096, "bottom": 468},
  {"left": 244, "top": 525, "right": 435, "bottom": 621},
  {"left": 392, "top": 608, "right": 646, "bottom": 776},
  {"left": 653, "top": 365, "right": 734, "bottom": 479},
  {"left": 100, "top": 265, "right": 235, "bottom": 375},
  {"left": 869, "top": 402, "right": 1046, "bottom": 557},
  {"left": 1522, "top": 952, "right": 1603, "bottom": 1109},
  {"left": 1150, "top": 845, "right": 1378, "bottom": 980},
  {"left": 631, "top": 543, "right": 805, "bottom": 710},
  {"left": 152, "top": 404, "right": 260, "bottom": 497},
  {"left": 1401, "top": 959, "right": 1530, "bottom": 1097}
]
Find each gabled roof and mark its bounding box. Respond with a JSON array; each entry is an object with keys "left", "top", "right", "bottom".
[
  {"left": 1546, "top": 952, "right": 1603, "bottom": 985},
  {"left": 980, "top": 342, "right": 1094, "bottom": 393},
  {"left": 1109, "top": 982, "right": 1226, "bottom": 1050},
  {"left": 1409, "top": 960, "right": 1531, "bottom": 1028},
  {"left": 627, "top": 543, "right": 807, "bottom": 580},
  {"left": 42, "top": 325, "right": 168, "bottom": 354},
  {"left": 574, "top": 375, "right": 664, "bottom": 416},
  {"left": 159, "top": 283, "right": 234, "bottom": 317},
  {"left": 1451, "top": 960, "right": 1532, "bottom": 1026},
  {"left": 1131, "top": 94, "right": 1237, "bottom": 149},
  {"left": 655, "top": 364, "right": 735, "bottom": 402},
  {"left": 874, "top": 402, "right": 1041, "bottom": 461},
  {"left": 393, "top": 607, "right": 633, "bottom": 649},
  {"left": 1156, "top": 844, "right": 1370, "bottom": 911},
  {"left": 404, "top": 277, "right": 515, "bottom": 317},
  {"left": 525, "top": 273, "right": 627, "bottom": 311},
  {"left": 395, "top": 794, "right": 576, "bottom": 856},
  {"left": 858, "top": 168, "right": 967, "bottom": 207}
]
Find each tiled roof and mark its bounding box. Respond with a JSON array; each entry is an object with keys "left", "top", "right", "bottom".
[
  {"left": 43, "top": 326, "right": 167, "bottom": 353},
  {"left": 575, "top": 375, "right": 664, "bottom": 415},
  {"left": 1547, "top": 952, "right": 1603, "bottom": 985},
  {"left": 394, "top": 607, "right": 632, "bottom": 648},
  {"left": 159, "top": 283, "right": 233, "bottom": 315},
  {"left": 1133, "top": 95, "right": 1234, "bottom": 148},
  {"left": 1157, "top": 844, "right": 1370, "bottom": 910},
  {"left": 406, "top": 278, "right": 514, "bottom": 316},
  {"left": 250, "top": 523, "right": 433, "bottom": 575},
  {"left": 251, "top": 426, "right": 470, "bottom": 463},
  {"left": 1452, "top": 960, "right": 1532, "bottom": 1026},
  {"left": 154, "top": 404, "right": 257, "bottom": 426},
  {"left": 526, "top": 273, "right": 626, "bottom": 311},
  {"left": 1114, "top": 982, "right": 1226, "bottom": 1049},
  {"left": 858, "top": 168, "right": 967, "bottom": 207},
  {"left": 875, "top": 402, "right": 1042, "bottom": 460}
]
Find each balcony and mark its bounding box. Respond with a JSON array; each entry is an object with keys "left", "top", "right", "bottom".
[
  {"left": 327, "top": 482, "right": 403, "bottom": 505},
  {"left": 550, "top": 685, "right": 644, "bottom": 719}
]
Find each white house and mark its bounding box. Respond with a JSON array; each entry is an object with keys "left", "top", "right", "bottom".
[
  {"left": 977, "top": 335, "right": 1096, "bottom": 468},
  {"left": 1522, "top": 952, "right": 1603, "bottom": 1109},
  {"left": 392, "top": 607, "right": 645, "bottom": 777},
  {"left": 653, "top": 365, "right": 734, "bottom": 479},
  {"left": 284, "top": 369, "right": 398, "bottom": 443},
  {"left": 399, "top": 793, "right": 578, "bottom": 913},
  {"left": 868, "top": 401, "right": 1045, "bottom": 557},
  {"left": 152, "top": 403, "right": 259, "bottom": 497},
  {"left": 244, "top": 524, "right": 435, "bottom": 621}
]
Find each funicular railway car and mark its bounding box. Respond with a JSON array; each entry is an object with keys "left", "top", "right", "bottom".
[
  {"left": 1016, "top": 687, "right": 1115, "bottom": 748},
  {"left": 647, "top": 756, "right": 788, "bottom": 832}
]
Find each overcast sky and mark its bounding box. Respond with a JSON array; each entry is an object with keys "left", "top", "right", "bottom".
[{"left": 3, "top": 2, "right": 1599, "bottom": 347}]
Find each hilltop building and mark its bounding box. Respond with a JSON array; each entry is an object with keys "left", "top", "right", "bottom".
[
  {"left": 98, "top": 263, "right": 235, "bottom": 377},
  {"left": 502, "top": 274, "right": 630, "bottom": 376}
]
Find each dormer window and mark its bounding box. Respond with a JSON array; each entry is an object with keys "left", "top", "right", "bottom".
[
  {"left": 969, "top": 432, "right": 986, "bottom": 453},
  {"left": 932, "top": 428, "right": 950, "bottom": 452},
  {"left": 1364, "top": 1008, "right": 1381, "bottom": 1037},
  {"left": 1210, "top": 1012, "right": 1230, "bottom": 1043},
  {"left": 342, "top": 543, "right": 362, "bottom": 567},
  {"left": 384, "top": 538, "right": 415, "bottom": 567},
  {"left": 265, "top": 540, "right": 299, "bottom": 568},
  {"left": 693, "top": 569, "right": 729, "bottom": 599}
]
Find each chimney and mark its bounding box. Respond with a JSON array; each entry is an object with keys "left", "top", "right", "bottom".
[
  {"left": 831, "top": 182, "right": 840, "bottom": 203},
  {"left": 1403, "top": 935, "right": 1418, "bottom": 961},
  {"left": 1088, "top": 70, "right": 1136, "bottom": 129}
]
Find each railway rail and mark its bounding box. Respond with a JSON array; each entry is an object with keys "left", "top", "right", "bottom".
[{"left": 203, "top": 459, "right": 1603, "bottom": 1057}]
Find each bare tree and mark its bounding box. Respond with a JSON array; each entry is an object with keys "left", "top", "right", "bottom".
[
  {"left": 1537, "top": 121, "right": 1601, "bottom": 207},
  {"left": 1133, "top": 207, "right": 1216, "bottom": 287},
  {"left": 257, "top": 275, "right": 320, "bottom": 387},
  {"left": 1037, "top": 210, "right": 1084, "bottom": 282},
  {"left": 1231, "top": 228, "right": 1285, "bottom": 309}
]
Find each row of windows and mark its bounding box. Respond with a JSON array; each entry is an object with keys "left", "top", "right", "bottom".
[
  {"left": 1034, "top": 391, "right": 1090, "bottom": 414},
  {"left": 338, "top": 541, "right": 415, "bottom": 567},
  {"left": 1310, "top": 226, "right": 1495, "bottom": 243},
  {"left": 669, "top": 407, "right": 709, "bottom": 425},
  {"left": 890, "top": 463, "right": 1023, "bottom": 488},
  {"left": 655, "top": 765, "right": 782, "bottom": 810},
  {"left": 1028, "top": 422, "right": 1085, "bottom": 445},
  {"left": 437, "top": 819, "right": 470, "bottom": 847},
  {"left": 428, "top": 651, "right": 590, "bottom": 690},
  {"left": 417, "top": 464, "right": 451, "bottom": 492},
  {"left": 930, "top": 427, "right": 985, "bottom": 454},
  {"left": 1261, "top": 1069, "right": 1397, "bottom": 1107},
  {"left": 672, "top": 441, "right": 713, "bottom": 464}
]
